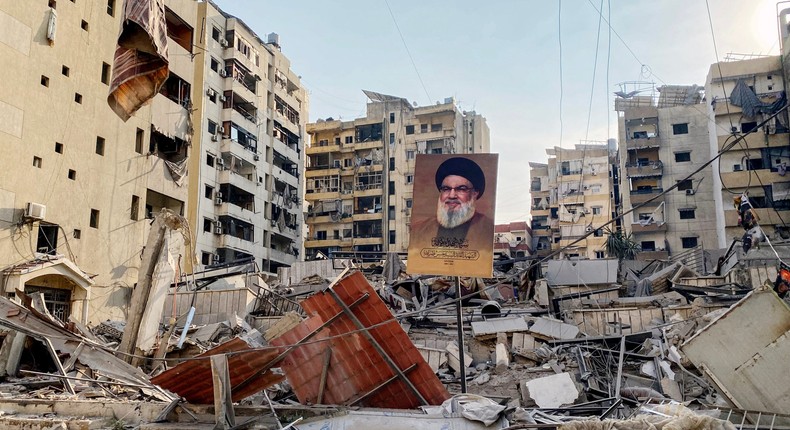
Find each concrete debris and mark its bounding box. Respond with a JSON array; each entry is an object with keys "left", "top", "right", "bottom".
[{"left": 1, "top": 249, "right": 789, "bottom": 428}]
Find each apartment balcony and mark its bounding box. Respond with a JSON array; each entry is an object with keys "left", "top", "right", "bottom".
[
  {"left": 629, "top": 188, "right": 664, "bottom": 205},
  {"left": 531, "top": 208, "right": 550, "bottom": 217},
  {"left": 354, "top": 184, "right": 384, "bottom": 197},
  {"left": 626, "top": 162, "right": 663, "bottom": 178},
  {"left": 269, "top": 248, "right": 296, "bottom": 265},
  {"left": 274, "top": 109, "right": 300, "bottom": 136},
  {"left": 218, "top": 169, "right": 258, "bottom": 195},
  {"left": 305, "top": 238, "right": 343, "bottom": 248},
  {"left": 215, "top": 202, "right": 255, "bottom": 225},
  {"left": 531, "top": 226, "right": 551, "bottom": 237},
  {"left": 273, "top": 135, "right": 300, "bottom": 165},
  {"left": 353, "top": 212, "right": 383, "bottom": 221},
  {"left": 219, "top": 234, "right": 258, "bottom": 257},
  {"left": 720, "top": 169, "right": 790, "bottom": 190},
  {"left": 559, "top": 192, "right": 585, "bottom": 205},
  {"left": 626, "top": 136, "right": 662, "bottom": 150},
  {"left": 220, "top": 138, "right": 258, "bottom": 165},
  {"left": 713, "top": 100, "right": 743, "bottom": 116},
  {"left": 305, "top": 166, "right": 341, "bottom": 177},
  {"left": 724, "top": 208, "right": 790, "bottom": 227},
  {"left": 305, "top": 190, "right": 340, "bottom": 202},
  {"left": 716, "top": 131, "right": 789, "bottom": 151},
  {"left": 636, "top": 250, "right": 669, "bottom": 261},
  {"left": 306, "top": 143, "right": 340, "bottom": 155},
  {"left": 630, "top": 222, "right": 668, "bottom": 233},
  {"left": 354, "top": 237, "right": 383, "bottom": 246}
]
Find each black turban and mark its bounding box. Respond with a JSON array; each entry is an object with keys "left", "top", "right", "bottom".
[{"left": 435, "top": 157, "right": 485, "bottom": 198}]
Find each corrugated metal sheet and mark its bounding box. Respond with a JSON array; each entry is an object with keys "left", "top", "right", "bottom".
[
  {"left": 271, "top": 271, "right": 449, "bottom": 408},
  {"left": 151, "top": 338, "right": 283, "bottom": 404}
]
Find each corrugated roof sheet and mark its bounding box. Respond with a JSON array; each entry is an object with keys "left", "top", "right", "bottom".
[{"left": 151, "top": 338, "right": 284, "bottom": 404}]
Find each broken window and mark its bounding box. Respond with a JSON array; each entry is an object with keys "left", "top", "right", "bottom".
[
  {"left": 641, "top": 241, "right": 655, "bottom": 251},
  {"left": 679, "top": 208, "right": 695, "bottom": 219},
  {"left": 159, "top": 72, "right": 191, "bottom": 108},
  {"left": 37, "top": 224, "right": 58, "bottom": 254},
  {"left": 211, "top": 26, "right": 220, "bottom": 42},
  {"left": 135, "top": 128, "right": 144, "bottom": 154},
  {"left": 164, "top": 7, "right": 193, "bottom": 53},
  {"left": 431, "top": 123, "right": 442, "bottom": 132},
  {"left": 210, "top": 57, "right": 219, "bottom": 72},
  {"left": 355, "top": 123, "right": 383, "bottom": 142},
  {"left": 131, "top": 195, "right": 140, "bottom": 220},
  {"left": 101, "top": 62, "right": 111, "bottom": 85},
  {"left": 741, "top": 121, "right": 758, "bottom": 133},
  {"left": 90, "top": 209, "right": 100, "bottom": 228},
  {"left": 25, "top": 286, "right": 71, "bottom": 322},
  {"left": 677, "top": 179, "right": 693, "bottom": 191},
  {"left": 274, "top": 94, "right": 299, "bottom": 125},
  {"left": 420, "top": 124, "right": 428, "bottom": 133},
  {"left": 675, "top": 151, "right": 691, "bottom": 162},
  {"left": 672, "top": 123, "right": 689, "bottom": 135},
  {"left": 681, "top": 237, "right": 698, "bottom": 248},
  {"left": 149, "top": 129, "right": 188, "bottom": 163},
  {"left": 389, "top": 113, "right": 395, "bottom": 123}
]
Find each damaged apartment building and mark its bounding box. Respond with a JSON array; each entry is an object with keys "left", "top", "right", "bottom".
[
  {"left": 0, "top": 0, "right": 307, "bottom": 325},
  {"left": 303, "top": 92, "right": 489, "bottom": 259},
  {"left": 186, "top": 1, "right": 307, "bottom": 274}
]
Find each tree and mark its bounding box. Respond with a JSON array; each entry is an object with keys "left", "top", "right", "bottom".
[{"left": 604, "top": 228, "right": 639, "bottom": 261}]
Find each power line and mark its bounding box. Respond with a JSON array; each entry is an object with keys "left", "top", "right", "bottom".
[{"left": 383, "top": 0, "right": 431, "bottom": 103}]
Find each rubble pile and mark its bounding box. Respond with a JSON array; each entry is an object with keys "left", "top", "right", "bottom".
[{"left": 0, "top": 254, "right": 788, "bottom": 429}]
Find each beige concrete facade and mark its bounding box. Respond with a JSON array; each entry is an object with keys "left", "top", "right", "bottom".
[
  {"left": 545, "top": 145, "right": 613, "bottom": 259},
  {"left": 705, "top": 56, "right": 790, "bottom": 248},
  {"left": 494, "top": 221, "right": 532, "bottom": 258},
  {"left": 616, "top": 86, "right": 719, "bottom": 258},
  {"left": 529, "top": 162, "right": 551, "bottom": 258},
  {"left": 304, "top": 94, "right": 489, "bottom": 259},
  {"left": 187, "top": 1, "right": 307, "bottom": 275},
  {"left": 0, "top": 0, "right": 199, "bottom": 323}
]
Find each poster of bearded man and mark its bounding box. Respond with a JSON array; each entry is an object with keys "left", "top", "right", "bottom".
[{"left": 407, "top": 154, "right": 498, "bottom": 278}]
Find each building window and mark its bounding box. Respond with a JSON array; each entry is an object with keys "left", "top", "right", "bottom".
[
  {"left": 61, "top": 65, "right": 69, "bottom": 76},
  {"left": 80, "top": 20, "right": 89, "bottom": 31},
  {"left": 675, "top": 151, "right": 691, "bottom": 162},
  {"left": 37, "top": 224, "right": 58, "bottom": 254},
  {"left": 406, "top": 150, "right": 415, "bottom": 160},
  {"left": 672, "top": 123, "right": 688, "bottom": 135},
  {"left": 101, "top": 62, "right": 111, "bottom": 85},
  {"left": 73, "top": 229, "right": 81, "bottom": 239},
  {"left": 420, "top": 124, "right": 428, "bottom": 133},
  {"left": 89, "top": 209, "right": 100, "bottom": 228},
  {"left": 210, "top": 58, "right": 219, "bottom": 72},
  {"left": 107, "top": 0, "right": 115, "bottom": 16},
  {"left": 389, "top": 230, "right": 396, "bottom": 244},
  {"left": 55, "top": 142, "right": 63, "bottom": 153},
  {"left": 201, "top": 251, "right": 212, "bottom": 265},
  {"left": 203, "top": 218, "right": 212, "bottom": 233},
  {"left": 335, "top": 137, "right": 341, "bottom": 145},
  {"left": 49, "top": 0, "right": 56, "bottom": 8},
  {"left": 41, "top": 75, "right": 49, "bottom": 87},
  {"left": 681, "top": 237, "right": 698, "bottom": 248},
  {"left": 679, "top": 209, "right": 696, "bottom": 219},
  {"left": 95, "top": 136, "right": 105, "bottom": 155},
  {"left": 431, "top": 148, "right": 443, "bottom": 154},
  {"left": 204, "top": 184, "right": 214, "bottom": 199},
  {"left": 741, "top": 121, "right": 758, "bottom": 133},
  {"left": 316, "top": 231, "right": 327, "bottom": 240},
  {"left": 406, "top": 198, "right": 413, "bottom": 208},
  {"left": 677, "top": 179, "right": 693, "bottom": 191},
  {"left": 389, "top": 181, "right": 395, "bottom": 195},
  {"left": 595, "top": 251, "right": 605, "bottom": 259},
  {"left": 211, "top": 27, "right": 220, "bottom": 42},
  {"left": 208, "top": 120, "right": 217, "bottom": 134},
  {"left": 591, "top": 206, "right": 602, "bottom": 215},
  {"left": 135, "top": 128, "right": 144, "bottom": 154},
  {"left": 345, "top": 136, "right": 353, "bottom": 144},
  {"left": 389, "top": 133, "right": 395, "bottom": 145},
  {"left": 389, "top": 112, "right": 395, "bottom": 124},
  {"left": 406, "top": 174, "right": 414, "bottom": 184},
  {"left": 431, "top": 123, "right": 442, "bottom": 132},
  {"left": 33, "top": 156, "right": 42, "bottom": 168},
  {"left": 389, "top": 157, "right": 395, "bottom": 171},
  {"left": 206, "top": 153, "right": 215, "bottom": 167},
  {"left": 405, "top": 125, "right": 414, "bottom": 135},
  {"left": 67, "top": 169, "right": 76, "bottom": 180},
  {"left": 594, "top": 229, "right": 603, "bottom": 237},
  {"left": 641, "top": 241, "right": 656, "bottom": 251},
  {"left": 74, "top": 93, "right": 82, "bottom": 103},
  {"left": 130, "top": 195, "right": 140, "bottom": 220}
]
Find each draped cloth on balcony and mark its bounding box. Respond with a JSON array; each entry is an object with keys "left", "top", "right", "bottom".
[
  {"left": 107, "top": 0, "right": 169, "bottom": 121},
  {"left": 730, "top": 79, "right": 787, "bottom": 118}
]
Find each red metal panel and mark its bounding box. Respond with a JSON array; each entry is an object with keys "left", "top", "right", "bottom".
[
  {"left": 151, "top": 338, "right": 284, "bottom": 404},
  {"left": 271, "top": 271, "right": 449, "bottom": 408}
]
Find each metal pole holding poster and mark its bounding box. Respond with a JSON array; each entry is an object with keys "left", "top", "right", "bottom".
[{"left": 455, "top": 276, "right": 467, "bottom": 393}]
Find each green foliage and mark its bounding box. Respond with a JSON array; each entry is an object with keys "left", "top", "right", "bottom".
[{"left": 604, "top": 227, "right": 639, "bottom": 260}]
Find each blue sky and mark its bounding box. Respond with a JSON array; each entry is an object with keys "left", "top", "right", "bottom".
[{"left": 214, "top": 0, "right": 780, "bottom": 224}]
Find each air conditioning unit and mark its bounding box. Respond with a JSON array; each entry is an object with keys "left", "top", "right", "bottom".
[
  {"left": 219, "top": 69, "right": 228, "bottom": 78},
  {"left": 216, "top": 158, "right": 225, "bottom": 168},
  {"left": 25, "top": 202, "right": 46, "bottom": 220},
  {"left": 219, "top": 95, "right": 227, "bottom": 102},
  {"left": 206, "top": 88, "right": 216, "bottom": 97},
  {"left": 217, "top": 125, "right": 225, "bottom": 134},
  {"left": 214, "top": 197, "right": 223, "bottom": 206},
  {"left": 220, "top": 38, "right": 229, "bottom": 48},
  {"left": 212, "top": 253, "right": 221, "bottom": 263},
  {"left": 214, "top": 222, "right": 223, "bottom": 234},
  {"left": 211, "top": 134, "right": 219, "bottom": 142},
  {"left": 733, "top": 164, "right": 743, "bottom": 172},
  {"left": 254, "top": 154, "right": 260, "bottom": 161},
  {"left": 216, "top": 191, "right": 223, "bottom": 199},
  {"left": 685, "top": 189, "right": 696, "bottom": 195}
]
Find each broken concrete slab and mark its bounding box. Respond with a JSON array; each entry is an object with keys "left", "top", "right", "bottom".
[
  {"left": 447, "top": 341, "right": 473, "bottom": 373},
  {"left": 524, "top": 372, "right": 579, "bottom": 408},
  {"left": 528, "top": 317, "right": 579, "bottom": 340},
  {"left": 470, "top": 317, "right": 529, "bottom": 337},
  {"left": 494, "top": 343, "right": 509, "bottom": 373}
]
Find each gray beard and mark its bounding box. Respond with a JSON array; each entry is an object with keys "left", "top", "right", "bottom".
[{"left": 437, "top": 199, "right": 476, "bottom": 229}]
